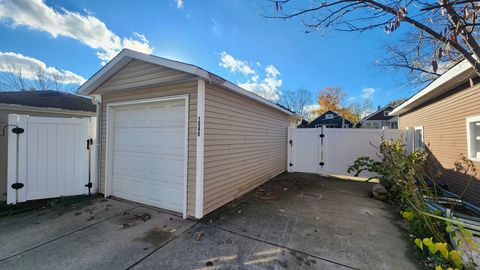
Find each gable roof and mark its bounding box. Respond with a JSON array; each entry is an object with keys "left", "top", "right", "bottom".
[
  {"left": 360, "top": 104, "right": 395, "bottom": 122},
  {"left": 391, "top": 58, "right": 475, "bottom": 115},
  {"left": 307, "top": 110, "right": 353, "bottom": 127},
  {"left": 78, "top": 49, "right": 295, "bottom": 116},
  {"left": 0, "top": 90, "right": 96, "bottom": 113}
]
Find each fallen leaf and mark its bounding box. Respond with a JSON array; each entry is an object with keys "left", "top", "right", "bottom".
[
  {"left": 141, "top": 213, "right": 151, "bottom": 222},
  {"left": 196, "top": 232, "right": 204, "bottom": 241},
  {"left": 278, "top": 209, "right": 285, "bottom": 213}
]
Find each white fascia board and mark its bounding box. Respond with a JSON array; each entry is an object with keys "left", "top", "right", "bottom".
[
  {"left": 78, "top": 49, "right": 210, "bottom": 96},
  {"left": 221, "top": 81, "right": 295, "bottom": 116},
  {"left": 391, "top": 59, "right": 473, "bottom": 116},
  {"left": 79, "top": 49, "right": 296, "bottom": 117}
]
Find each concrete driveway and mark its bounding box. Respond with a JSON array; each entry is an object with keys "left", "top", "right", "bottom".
[{"left": 0, "top": 173, "right": 417, "bottom": 270}]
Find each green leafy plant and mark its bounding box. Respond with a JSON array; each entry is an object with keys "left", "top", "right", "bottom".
[{"left": 349, "top": 138, "right": 479, "bottom": 269}]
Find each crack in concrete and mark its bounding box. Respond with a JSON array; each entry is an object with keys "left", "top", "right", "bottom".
[
  {"left": 0, "top": 205, "right": 140, "bottom": 263},
  {"left": 125, "top": 221, "right": 200, "bottom": 270},
  {"left": 202, "top": 221, "right": 360, "bottom": 270}
]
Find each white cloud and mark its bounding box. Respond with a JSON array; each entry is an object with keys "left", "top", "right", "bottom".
[
  {"left": 361, "top": 87, "right": 375, "bottom": 99},
  {"left": 302, "top": 104, "right": 319, "bottom": 120},
  {"left": 239, "top": 64, "right": 282, "bottom": 101},
  {"left": 0, "top": 52, "right": 86, "bottom": 85},
  {"left": 0, "top": 0, "right": 154, "bottom": 64},
  {"left": 176, "top": 0, "right": 184, "bottom": 8},
  {"left": 219, "top": 51, "right": 256, "bottom": 76},
  {"left": 219, "top": 52, "right": 282, "bottom": 101},
  {"left": 211, "top": 18, "right": 221, "bottom": 35}
]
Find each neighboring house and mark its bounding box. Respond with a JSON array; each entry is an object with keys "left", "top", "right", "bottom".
[
  {"left": 79, "top": 49, "right": 297, "bottom": 219},
  {"left": 298, "top": 110, "right": 353, "bottom": 128},
  {"left": 359, "top": 105, "right": 398, "bottom": 129},
  {"left": 0, "top": 90, "right": 96, "bottom": 201},
  {"left": 391, "top": 59, "right": 480, "bottom": 206}
]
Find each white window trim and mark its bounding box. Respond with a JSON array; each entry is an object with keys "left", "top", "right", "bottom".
[
  {"left": 466, "top": 115, "right": 480, "bottom": 161},
  {"left": 414, "top": 126, "right": 424, "bottom": 151},
  {"left": 104, "top": 95, "right": 190, "bottom": 218}
]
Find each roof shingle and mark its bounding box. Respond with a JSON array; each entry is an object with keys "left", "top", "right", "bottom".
[{"left": 0, "top": 90, "right": 96, "bottom": 112}]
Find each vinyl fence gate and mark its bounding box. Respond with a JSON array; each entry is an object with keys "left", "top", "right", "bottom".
[
  {"left": 287, "top": 127, "right": 411, "bottom": 178},
  {"left": 6, "top": 114, "right": 97, "bottom": 204}
]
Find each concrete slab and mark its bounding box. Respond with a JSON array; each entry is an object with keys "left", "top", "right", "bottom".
[
  {"left": 205, "top": 173, "right": 418, "bottom": 270},
  {"left": 0, "top": 203, "right": 196, "bottom": 270},
  {"left": 0, "top": 197, "right": 137, "bottom": 260},
  {"left": 0, "top": 173, "right": 418, "bottom": 270},
  {"left": 132, "top": 223, "right": 351, "bottom": 270}
]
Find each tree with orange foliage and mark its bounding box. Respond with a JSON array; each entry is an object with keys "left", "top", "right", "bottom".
[{"left": 313, "top": 87, "right": 361, "bottom": 127}]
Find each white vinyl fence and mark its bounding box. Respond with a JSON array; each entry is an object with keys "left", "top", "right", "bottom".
[
  {"left": 288, "top": 127, "right": 412, "bottom": 178},
  {"left": 7, "top": 114, "right": 97, "bottom": 204}
]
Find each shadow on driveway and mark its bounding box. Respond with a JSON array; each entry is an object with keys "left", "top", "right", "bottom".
[{"left": 0, "top": 173, "right": 418, "bottom": 270}]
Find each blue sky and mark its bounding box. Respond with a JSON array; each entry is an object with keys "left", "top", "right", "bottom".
[{"left": 0, "top": 0, "right": 420, "bottom": 109}]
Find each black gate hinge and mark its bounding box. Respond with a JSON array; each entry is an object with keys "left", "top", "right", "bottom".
[
  {"left": 289, "top": 163, "right": 293, "bottom": 167},
  {"left": 319, "top": 134, "right": 325, "bottom": 138},
  {"left": 85, "top": 182, "right": 93, "bottom": 189},
  {"left": 319, "top": 162, "right": 325, "bottom": 166},
  {"left": 12, "top": 127, "right": 24, "bottom": 134},
  {"left": 289, "top": 139, "right": 292, "bottom": 146},
  {"left": 11, "top": 183, "right": 24, "bottom": 189}
]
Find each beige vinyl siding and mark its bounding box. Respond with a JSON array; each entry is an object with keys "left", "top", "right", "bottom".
[
  {"left": 203, "top": 83, "right": 291, "bottom": 215},
  {"left": 96, "top": 60, "right": 195, "bottom": 93},
  {"left": 98, "top": 82, "right": 197, "bottom": 217},
  {"left": 399, "top": 82, "right": 480, "bottom": 206}
]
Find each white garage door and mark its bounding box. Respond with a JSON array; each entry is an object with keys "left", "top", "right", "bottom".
[{"left": 111, "top": 99, "right": 186, "bottom": 213}]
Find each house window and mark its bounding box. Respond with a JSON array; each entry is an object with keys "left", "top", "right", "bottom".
[
  {"left": 388, "top": 122, "right": 398, "bottom": 129},
  {"left": 467, "top": 115, "right": 480, "bottom": 161},
  {"left": 414, "top": 126, "right": 424, "bottom": 151},
  {"left": 325, "top": 114, "right": 334, "bottom": 119},
  {"left": 384, "top": 111, "right": 391, "bottom": 116}
]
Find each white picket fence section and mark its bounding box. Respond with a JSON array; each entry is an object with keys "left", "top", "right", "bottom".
[
  {"left": 7, "top": 114, "right": 97, "bottom": 204},
  {"left": 288, "top": 127, "right": 411, "bottom": 178}
]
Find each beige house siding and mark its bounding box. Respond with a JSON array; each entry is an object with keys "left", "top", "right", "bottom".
[
  {"left": 98, "top": 82, "right": 198, "bottom": 217},
  {"left": 202, "top": 83, "right": 291, "bottom": 215},
  {"left": 96, "top": 60, "right": 194, "bottom": 93},
  {"left": 399, "top": 82, "right": 480, "bottom": 206}
]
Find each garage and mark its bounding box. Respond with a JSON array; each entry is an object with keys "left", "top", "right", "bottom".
[
  {"left": 79, "top": 49, "right": 296, "bottom": 219},
  {"left": 106, "top": 96, "right": 188, "bottom": 214}
]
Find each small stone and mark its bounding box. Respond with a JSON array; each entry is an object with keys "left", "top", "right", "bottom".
[{"left": 372, "top": 184, "right": 388, "bottom": 200}]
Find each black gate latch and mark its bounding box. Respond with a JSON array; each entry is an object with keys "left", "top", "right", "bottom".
[
  {"left": 11, "top": 183, "right": 24, "bottom": 189},
  {"left": 289, "top": 139, "right": 292, "bottom": 146},
  {"left": 12, "top": 127, "right": 24, "bottom": 134},
  {"left": 86, "top": 138, "right": 93, "bottom": 150},
  {"left": 319, "top": 134, "right": 325, "bottom": 138},
  {"left": 319, "top": 162, "right": 325, "bottom": 166},
  {"left": 85, "top": 182, "right": 93, "bottom": 188}
]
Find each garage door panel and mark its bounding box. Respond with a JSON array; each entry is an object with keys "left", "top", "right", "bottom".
[{"left": 111, "top": 98, "right": 186, "bottom": 214}]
